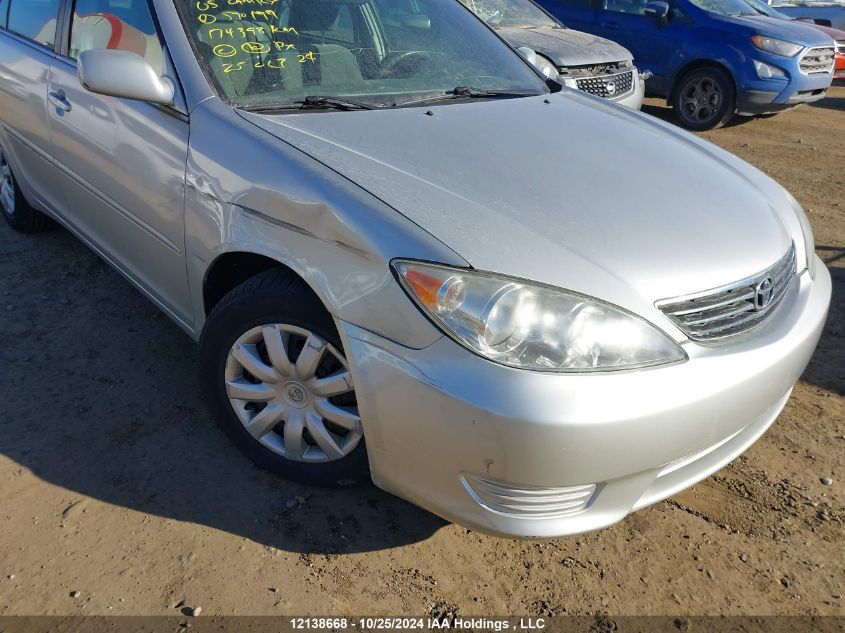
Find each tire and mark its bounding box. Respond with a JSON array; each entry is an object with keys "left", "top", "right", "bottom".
[
  {"left": 0, "top": 146, "right": 52, "bottom": 233},
  {"left": 199, "top": 268, "right": 369, "bottom": 487},
  {"left": 672, "top": 66, "right": 736, "bottom": 131}
]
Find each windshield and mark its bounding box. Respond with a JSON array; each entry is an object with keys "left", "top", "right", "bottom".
[
  {"left": 688, "top": 0, "right": 762, "bottom": 15},
  {"left": 458, "top": 0, "right": 561, "bottom": 29},
  {"left": 741, "top": 0, "right": 790, "bottom": 17},
  {"left": 175, "top": 0, "right": 547, "bottom": 109}
]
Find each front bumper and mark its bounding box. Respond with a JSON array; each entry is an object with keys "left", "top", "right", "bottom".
[
  {"left": 558, "top": 69, "right": 645, "bottom": 110},
  {"left": 341, "top": 261, "right": 830, "bottom": 538},
  {"left": 737, "top": 87, "right": 829, "bottom": 115},
  {"left": 611, "top": 72, "right": 646, "bottom": 110},
  {"left": 736, "top": 58, "right": 832, "bottom": 115}
]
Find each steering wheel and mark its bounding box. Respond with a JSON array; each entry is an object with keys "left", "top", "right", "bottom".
[{"left": 376, "top": 51, "right": 437, "bottom": 79}]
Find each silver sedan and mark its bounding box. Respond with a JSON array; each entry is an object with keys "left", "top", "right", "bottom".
[{"left": 0, "top": 0, "right": 830, "bottom": 538}]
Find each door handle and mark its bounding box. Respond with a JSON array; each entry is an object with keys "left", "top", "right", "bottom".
[
  {"left": 600, "top": 20, "right": 621, "bottom": 29},
  {"left": 48, "top": 90, "right": 72, "bottom": 113}
]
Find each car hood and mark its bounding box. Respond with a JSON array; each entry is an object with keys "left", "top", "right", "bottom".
[
  {"left": 495, "top": 26, "right": 633, "bottom": 66},
  {"left": 714, "top": 12, "right": 837, "bottom": 45},
  {"left": 239, "top": 93, "right": 798, "bottom": 318}
]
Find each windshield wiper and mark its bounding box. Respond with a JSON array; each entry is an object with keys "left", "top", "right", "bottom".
[
  {"left": 240, "top": 88, "right": 538, "bottom": 114},
  {"left": 299, "top": 96, "right": 381, "bottom": 110},
  {"left": 240, "top": 96, "right": 381, "bottom": 113},
  {"left": 397, "top": 86, "right": 540, "bottom": 107}
]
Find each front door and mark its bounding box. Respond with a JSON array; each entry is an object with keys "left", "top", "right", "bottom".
[
  {"left": 46, "top": 0, "right": 192, "bottom": 326},
  {"left": 591, "top": 0, "right": 687, "bottom": 94},
  {"left": 0, "top": 0, "right": 64, "bottom": 214}
]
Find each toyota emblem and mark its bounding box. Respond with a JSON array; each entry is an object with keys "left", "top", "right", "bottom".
[
  {"left": 288, "top": 385, "right": 305, "bottom": 403},
  {"left": 754, "top": 276, "right": 775, "bottom": 310}
]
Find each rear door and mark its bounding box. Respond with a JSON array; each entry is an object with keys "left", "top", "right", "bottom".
[
  {"left": 46, "top": 0, "right": 193, "bottom": 326},
  {"left": 0, "top": 0, "right": 64, "bottom": 214}
]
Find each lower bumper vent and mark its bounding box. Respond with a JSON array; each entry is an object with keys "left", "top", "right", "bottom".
[{"left": 461, "top": 473, "right": 596, "bottom": 519}]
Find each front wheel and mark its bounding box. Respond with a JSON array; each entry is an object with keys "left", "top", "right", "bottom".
[
  {"left": 0, "top": 146, "right": 52, "bottom": 233},
  {"left": 672, "top": 67, "right": 736, "bottom": 131},
  {"left": 199, "top": 269, "right": 369, "bottom": 486}
]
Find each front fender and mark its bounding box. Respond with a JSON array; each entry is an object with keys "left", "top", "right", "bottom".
[
  {"left": 184, "top": 98, "right": 466, "bottom": 349},
  {"left": 665, "top": 39, "right": 747, "bottom": 99}
]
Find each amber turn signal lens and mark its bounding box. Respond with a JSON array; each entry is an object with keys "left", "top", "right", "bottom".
[{"left": 402, "top": 269, "right": 443, "bottom": 309}]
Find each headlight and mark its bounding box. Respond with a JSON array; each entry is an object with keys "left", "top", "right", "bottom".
[
  {"left": 782, "top": 188, "right": 817, "bottom": 278},
  {"left": 559, "top": 76, "right": 579, "bottom": 90},
  {"left": 393, "top": 261, "right": 686, "bottom": 372},
  {"left": 532, "top": 54, "right": 559, "bottom": 79},
  {"left": 752, "top": 35, "right": 803, "bottom": 57}
]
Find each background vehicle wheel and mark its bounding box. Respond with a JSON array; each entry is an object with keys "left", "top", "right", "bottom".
[
  {"left": 199, "top": 268, "right": 369, "bottom": 487},
  {"left": 0, "top": 146, "right": 52, "bottom": 233},
  {"left": 672, "top": 67, "right": 736, "bottom": 131}
]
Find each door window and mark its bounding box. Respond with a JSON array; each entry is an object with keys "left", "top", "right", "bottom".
[
  {"left": 603, "top": 0, "right": 647, "bottom": 14},
  {"left": 554, "top": 0, "right": 593, "bottom": 7},
  {"left": 0, "top": 0, "right": 8, "bottom": 29},
  {"left": 7, "top": 0, "right": 62, "bottom": 46},
  {"left": 70, "top": 0, "right": 164, "bottom": 75}
]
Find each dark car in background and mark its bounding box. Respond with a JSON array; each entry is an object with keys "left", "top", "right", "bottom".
[
  {"left": 771, "top": 1, "right": 845, "bottom": 30},
  {"left": 537, "top": 0, "right": 835, "bottom": 129},
  {"left": 459, "top": 0, "right": 646, "bottom": 108}
]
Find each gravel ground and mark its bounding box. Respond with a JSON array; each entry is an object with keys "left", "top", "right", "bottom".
[{"left": 0, "top": 85, "right": 843, "bottom": 617}]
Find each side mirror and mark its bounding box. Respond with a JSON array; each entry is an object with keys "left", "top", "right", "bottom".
[
  {"left": 517, "top": 46, "right": 538, "bottom": 66},
  {"left": 77, "top": 49, "right": 175, "bottom": 106},
  {"left": 644, "top": 0, "right": 670, "bottom": 25}
]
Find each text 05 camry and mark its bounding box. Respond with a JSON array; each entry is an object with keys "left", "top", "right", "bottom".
[{"left": 0, "top": 0, "right": 830, "bottom": 538}]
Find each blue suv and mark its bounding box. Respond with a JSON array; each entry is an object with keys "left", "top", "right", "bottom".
[{"left": 536, "top": 0, "right": 836, "bottom": 129}]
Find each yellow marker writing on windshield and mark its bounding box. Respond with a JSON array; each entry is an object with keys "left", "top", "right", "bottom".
[
  {"left": 242, "top": 41, "right": 271, "bottom": 54},
  {"left": 227, "top": 0, "right": 280, "bottom": 6},
  {"left": 212, "top": 43, "right": 238, "bottom": 57}
]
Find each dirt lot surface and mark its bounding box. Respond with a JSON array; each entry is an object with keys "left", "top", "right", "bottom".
[{"left": 0, "top": 84, "right": 843, "bottom": 619}]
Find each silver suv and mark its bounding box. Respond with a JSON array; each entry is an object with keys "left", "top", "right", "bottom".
[{"left": 0, "top": 0, "right": 830, "bottom": 538}]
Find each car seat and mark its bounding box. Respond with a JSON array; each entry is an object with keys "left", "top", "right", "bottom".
[
  {"left": 288, "top": 0, "right": 364, "bottom": 88},
  {"left": 71, "top": 0, "right": 164, "bottom": 74}
]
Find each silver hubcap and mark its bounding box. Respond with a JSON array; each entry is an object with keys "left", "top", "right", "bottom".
[
  {"left": 225, "top": 324, "right": 362, "bottom": 463},
  {"left": 0, "top": 149, "right": 15, "bottom": 216},
  {"left": 681, "top": 77, "right": 723, "bottom": 124}
]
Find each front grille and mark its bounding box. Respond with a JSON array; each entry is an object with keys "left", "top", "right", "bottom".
[
  {"left": 657, "top": 244, "right": 796, "bottom": 342},
  {"left": 575, "top": 70, "right": 634, "bottom": 99},
  {"left": 461, "top": 473, "right": 596, "bottom": 519},
  {"left": 799, "top": 46, "right": 835, "bottom": 74}
]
